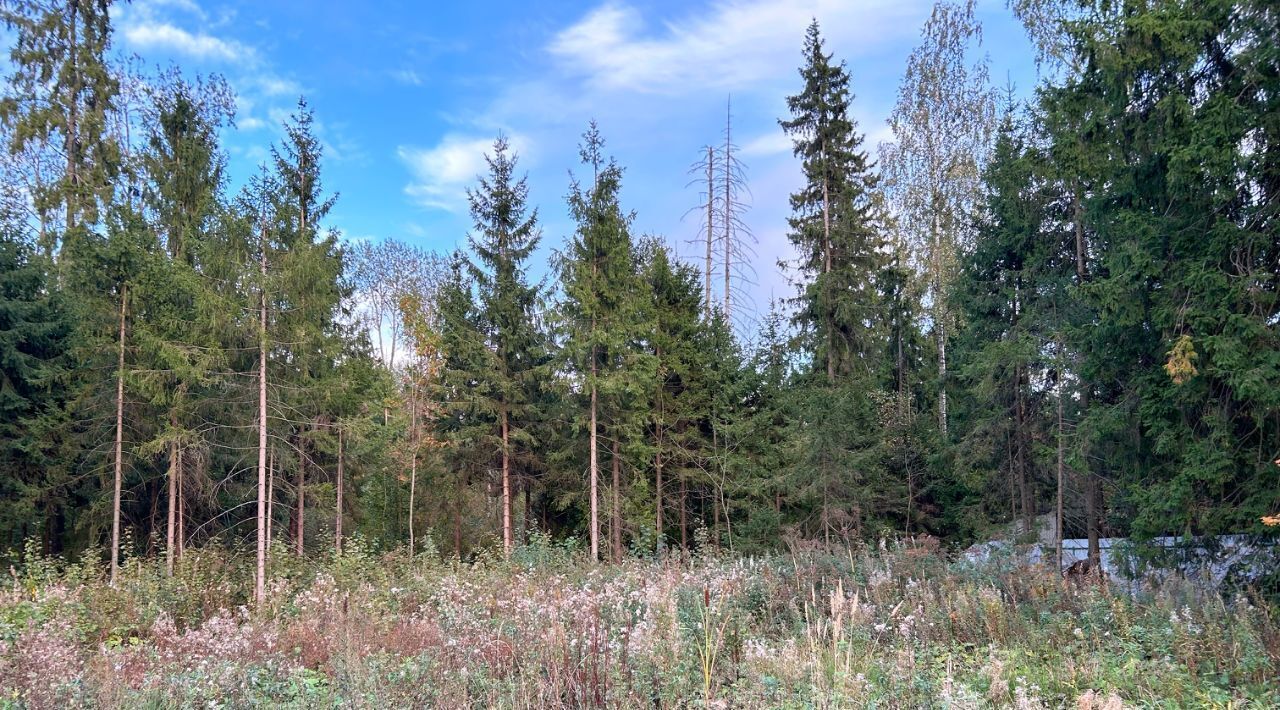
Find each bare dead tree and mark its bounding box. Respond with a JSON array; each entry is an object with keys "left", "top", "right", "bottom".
[
  {"left": 719, "top": 96, "right": 756, "bottom": 328},
  {"left": 685, "top": 145, "right": 717, "bottom": 317},
  {"left": 683, "top": 96, "right": 756, "bottom": 328}
]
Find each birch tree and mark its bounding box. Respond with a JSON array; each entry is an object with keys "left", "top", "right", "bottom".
[{"left": 881, "top": 0, "right": 996, "bottom": 435}]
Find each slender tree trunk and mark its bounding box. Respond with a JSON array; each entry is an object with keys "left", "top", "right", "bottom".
[
  {"left": 1056, "top": 366, "right": 1065, "bottom": 571},
  {"left": 166, "top": 433, "right": 178, "bottom": 576},
  {"left": 1073, "top": 192, "right": 1100, "bottom": 563},
  {"left": 110, "top": 284, "right": 126, "bottom": 586},
  {"left": 705, "top": 146, "right": 714, "bottom": 318},
  {"left": 720, "top": 486, "right": 733, "bottom": 551},
  {"left": 654, "top": 419, "right": 664, "bottom": 548},
  {"left": 1074, "top": 193, "right": 1087, "bottom": 280},
  {"left": 1015, "top": 362, "right": 1031, "bottom": 534},
  {"left": 723, "top": 97, "right": 733, "bottom": 321},
  {"left": 896, "top": 307, "right": 906, "bottom": 399},
  {"left": 906, "top": 444, "right": 913, "bottom": 535},
  {"left": 409, "top": 445, "right": 417, "bottom": 554},
  {"left": 335, "top": 426, "right": 344, "bottom": 554},
  {"left": 409, "top": 385, "right": 417, "bottom": 553},
  {"left": 1084, "top": 469, "right": 1100, "bottom": 562},
  {"left": 937, "top": 318, "right": 949, "bottom": 435},
  {"left": 523, "top": 481, "right": 531, "bottom": 544},
  {"left": 502, "top": 407, "right": 512, "bottom": 556},
  {"left": 930, "top": 204, "right": 949, "bottom": 435},
  {"left": 823, "top": 177, "right": 834, "bottom": 384},
  {"left": 256, "top": 242, "right": 267, "bottom": 604},
  {"left": 611, "top": 436, "right": 622, "bottom": 563},
  {"left": 299, "top": 163, "right": 309, "bottom": 242},
  {"left": 589, "top": 353, "right": 599, "bottom": 562},
  {"left": 266, "top": 450, "right": 274, "bottom": 545},
  {"left": 680, "top": 476, "right": 688, "bottom": 554},
  {"left": 64, "top": 1, "right": 80, "bottom": 236},
  {"left": 176, "top": 456, "right": 184, "bottom": 562},
  {"left": 295, "top": 437, "right": 304, "bottom": 557},
  {"left": 712, "top": 490, "right": 722, "bottom": 550}
]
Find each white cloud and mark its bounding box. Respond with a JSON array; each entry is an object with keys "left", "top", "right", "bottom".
[
  {"left": 255, "top": 76, "right": 303, "bottom": 97},
  {"left": 116, "top": 0, "right": 304, "bottom": 142},
  {"left": 122, "top": 22, "right": 253, "bottom": 63},
  {"left": 393, "top": 69, "right": 424, "bottom": 86},
  {"left": 548, "top": 0, "right": 923, "bottom": 95},
  {"left": 398, "top": 134, "right": 530, "bottom": 212},
  {"left": 741, "top": 130, "right": 793, "bottom": 157}
]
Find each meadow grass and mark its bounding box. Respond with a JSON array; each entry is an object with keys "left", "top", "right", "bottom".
[{"left": 0, "top": 535, "right": 1276, "bottom": 708}]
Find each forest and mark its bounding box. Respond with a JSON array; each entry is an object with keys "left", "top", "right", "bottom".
[{"left": 0, "top": 0, "right": 1277, "bottom": 705}]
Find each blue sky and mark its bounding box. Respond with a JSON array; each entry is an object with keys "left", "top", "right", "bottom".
[{"left": 111, "top": 0, "right": 1038, "bottom": 333}]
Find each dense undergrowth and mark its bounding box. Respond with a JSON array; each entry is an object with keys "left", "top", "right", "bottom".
[{"left": 0, "top": 535, "right": 1276, "bottom": 708}]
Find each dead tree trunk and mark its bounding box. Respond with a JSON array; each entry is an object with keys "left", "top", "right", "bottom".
[
  {"left": 723, "top": 98, "right": 733, "bottom": 321},
  {"left": 705, "top": 146, "right": 715, "bottom": 317}
]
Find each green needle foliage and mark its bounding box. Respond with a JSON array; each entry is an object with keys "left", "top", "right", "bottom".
[{"left": 0, "top": 1, "right": 1273, "bottom": 584}]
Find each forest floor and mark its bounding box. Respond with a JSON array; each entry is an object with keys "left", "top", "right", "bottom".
[{"left": 0, "top": 536, "right": 1277, "bottom": 708}]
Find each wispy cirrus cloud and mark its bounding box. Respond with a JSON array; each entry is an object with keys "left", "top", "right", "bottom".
[
  {"left": 392, "top": 69, "right": 425, "bottom": 86},
  {"left": 548, "top": 0, "right": 923, "bottom": 96},
  {"left": 741, "top": 130, "right": 793, "bottom": 158},
  {"left": 253, "top": 76, "right": 303, "bottom": 97},
  {"left": 398, "top": 134, "right": 529, "bottom": 212}
]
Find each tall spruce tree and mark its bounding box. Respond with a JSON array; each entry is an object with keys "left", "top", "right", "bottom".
[
  {"left": 780, "top": 20, "right": 894, "bottom": 543},
  {"left": 269, "top": 98, "right": 345, "bottom": 558},
  {"left": 466, "top": 136, "right": 544, "bottom": 555},
  {"left": 558, "top": 123, "right": 652, "bottom": 561},
  {"left": 780, "top": 20, "right": 885, "bottom": 385},
  {"left": 132, "top": 73, "right": 233, "bottom": 574}
]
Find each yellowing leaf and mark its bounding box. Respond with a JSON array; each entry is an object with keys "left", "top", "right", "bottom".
[{"left": 1164, "top": 334, "right": 1198, "bottom": 385}]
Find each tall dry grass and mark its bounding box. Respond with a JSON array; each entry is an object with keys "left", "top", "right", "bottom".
[{"left": 0, "top": 534, "right": 1276, "bottom": 708}]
